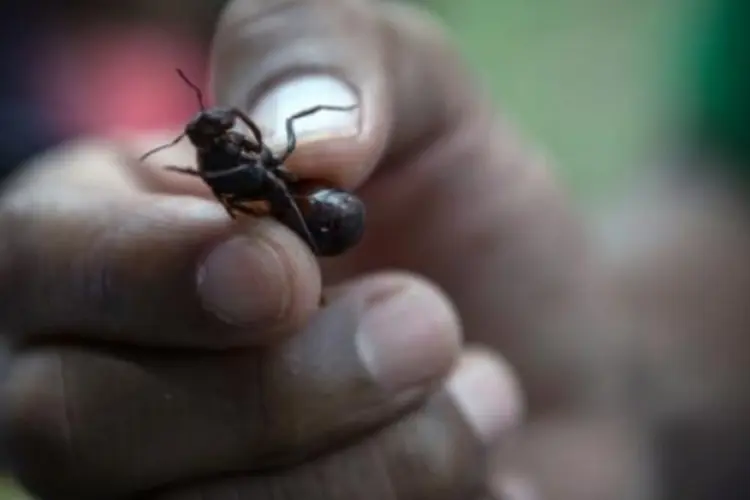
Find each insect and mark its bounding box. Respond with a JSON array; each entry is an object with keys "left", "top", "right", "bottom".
[{"left": 139, "top": 69, "right": 366, "bottom": 257}]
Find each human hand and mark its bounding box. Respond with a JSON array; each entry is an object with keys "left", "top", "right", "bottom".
[
  {"left": 0, "top": 0, "right": 603, "bottom": 498},
  {"left": 206, "top": 0, "right": 603, "bottom": 414},
  {"left": 0, "top": 136, "right": 523, "bottom": 500}
]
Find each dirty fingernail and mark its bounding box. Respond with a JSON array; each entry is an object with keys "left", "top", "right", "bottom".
[
  {"left": 197, "top": 236, "right": 289, "bottom": 326},
  {"left": 250, "top": 75, "right": 361, "bottom": 147},
  {"left": 356, "top": 284, "right": 461, "bottom": 392},
  {"left": 447, "top": 351, "right": 524, "bottom": 445}
]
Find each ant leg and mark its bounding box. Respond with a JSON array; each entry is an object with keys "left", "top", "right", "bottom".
[
  {"left": 214, "top": 188, "right": 275, "bottom": 221},
  {"left": 223, "top": 196, "right": 269, "bottom": 217},
  {"left": 230, "top": 109, "right": 284, "bottom": 169},
  {"left": 162, "top": 167, "right": 241, "bottom": 221},
  {"left": 273, "top": 164, "right": 298, "bottom": 184},
  {"left": 163, "top": 164, "right": 237, "bottom": 216},
  {"left": 197, "top": 164, "right": 264, "bottom": 219},
  {"left": 165, "top": 165, "right": 201, "bottom": 176},
  {"left": 278, "top": 104, "right": 358, "bottom": 163},
  {"left": 139, "top": 133, "right": 186, "bottom": 162},
  {"left": 215, "top": 193, "right": 238, "bottom": 219},
  {"left": 238, "top": 136, "right": 262, "bottom": 154},
  {"left": 222, "top": 187, "right": 319, "bottom": 255},
  {"left": 266, "top": 173, "right": 320, "bottom": 255},
  {"left": 231, "top": 109, "right": 265, "bottom": 147}
]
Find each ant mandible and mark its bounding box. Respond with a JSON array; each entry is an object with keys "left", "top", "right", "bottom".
[{"left": 139, "top": 69, "right": 366, "bottom": 257}]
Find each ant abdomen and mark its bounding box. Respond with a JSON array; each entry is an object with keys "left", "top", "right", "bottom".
[{"left": 290, "top": 182, "right": 366, "bottom": 257}]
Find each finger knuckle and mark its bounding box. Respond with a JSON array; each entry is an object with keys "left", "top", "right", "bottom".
[{"left": 2, "top": 351, "right": 83, "bottom": 499}]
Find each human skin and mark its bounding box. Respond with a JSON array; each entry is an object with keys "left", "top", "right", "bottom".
[
  {"left": 599, "top": 160, "right": 750, "bottom": 500},
  {"left": 0, "top": 0, "right": 617, "bottom": 498}
]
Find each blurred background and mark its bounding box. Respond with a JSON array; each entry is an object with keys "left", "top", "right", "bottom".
[
  {"left": 1, "top": 0, "right": 747, "bottom": 498},
  {"left": 0, "top": 0, "right": 711, "bottom": 202}
]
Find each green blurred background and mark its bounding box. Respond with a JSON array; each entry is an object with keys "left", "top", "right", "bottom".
[
  {"left": 0, "top": 0, "right": 713, "bottom": 497},
  {"left": 428, "top": 0, "right": 709, "bottom": 206}
]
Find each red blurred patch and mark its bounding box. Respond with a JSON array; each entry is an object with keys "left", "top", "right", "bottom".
[{"left": 34, "top": 25, "right": 209, "bottom": 136}]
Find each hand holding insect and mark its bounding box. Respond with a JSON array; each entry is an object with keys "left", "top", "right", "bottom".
[
  {"left": 140, "top": 70, "right": 366, "bottom": 257},
  {"left": 0, "top": 0, "right": 603, "bottom": 499}
]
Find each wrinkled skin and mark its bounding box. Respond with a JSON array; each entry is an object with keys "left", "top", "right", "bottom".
[{"left": 0, "top": 1, "right": 637, "bottom": 499}]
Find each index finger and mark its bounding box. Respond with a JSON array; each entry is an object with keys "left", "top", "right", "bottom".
[{"left": 0, "top": 137, "right": 322, "bottom": 348}]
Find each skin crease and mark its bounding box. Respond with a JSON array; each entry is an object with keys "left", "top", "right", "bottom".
[{"left": 0, "top": 1, "right": 649, "bottom": 500}]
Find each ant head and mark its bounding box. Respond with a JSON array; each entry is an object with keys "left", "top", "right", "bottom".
[
  {"left": 174, "top": 68, "right": 234, "bottom": 148},
  {"left": 185, "top": 108, "right": 235, "bottom": 148}
]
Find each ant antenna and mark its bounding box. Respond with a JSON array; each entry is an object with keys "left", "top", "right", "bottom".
[
  {"left": 138, "top": 133, "right": 187, "bottom": 162},
  {"left": 138, "top": 69, "right": 204, "bottom": 162},
  {"left": 176, "top": 68, "right": 205, "bottom": 110}
]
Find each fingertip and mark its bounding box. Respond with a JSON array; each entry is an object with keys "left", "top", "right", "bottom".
[
  {"left": 325, "top": 271, "right": 462, "bottom": 390},
  {"left": 209, "top": 0, "right": 390, "bottom": 190},
  {"left": 197, "top": 217, "right": 322, "bottom": 343},
  {"left": 244, "top": 74, "right": 384, "bottom": 190},
  {"left": 128, "top": 132, "right": 325, "bottom": 344},
  {"left": 447, "top": 348, "right": 525, "bottom": 446}
]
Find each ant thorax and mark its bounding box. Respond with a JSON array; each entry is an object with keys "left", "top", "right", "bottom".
[{"left": 198, "top": 134, "right": 251, "bottom": 173}]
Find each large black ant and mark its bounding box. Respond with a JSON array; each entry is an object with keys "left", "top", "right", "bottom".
[{"left": 139, "top": 69, "right": 366, "bottom": 257}]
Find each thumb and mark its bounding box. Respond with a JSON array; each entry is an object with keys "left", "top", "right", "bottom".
[
  {"left": 210, "top": 0, "right": 485, "bottom": 190},
  {"left": 210, "top": 0, "right": 599, "bottom": 415}
]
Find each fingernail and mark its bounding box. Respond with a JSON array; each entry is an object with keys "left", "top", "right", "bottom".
[
  {"left": 447, "top": 351, "right": 524, "bottom": 445},
  {"left": 250, "top": 75, "right": 360, "bottom": 147},
  {"left": 197, "top": 236, "right": 288, "bottom": 326},
  {"left": 356, "top": 285, "right": 461, "bottom": 392}
]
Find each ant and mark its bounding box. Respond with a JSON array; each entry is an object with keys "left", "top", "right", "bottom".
[{"left": 139, "top": 69, "right": 366, "bottom": 257}]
